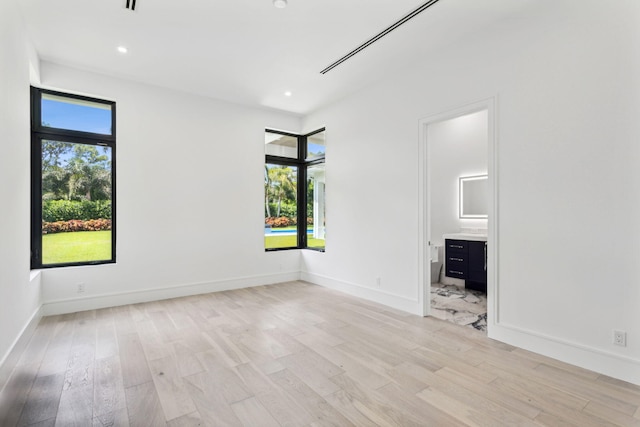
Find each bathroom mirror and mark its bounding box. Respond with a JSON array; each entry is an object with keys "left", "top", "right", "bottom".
[{"left": 459, "top": 174, "right": 488, "bottom": 218}]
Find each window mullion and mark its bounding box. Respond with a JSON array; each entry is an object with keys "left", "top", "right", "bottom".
[
  {"left": 298, "top": 165, "right": 307, "bottom": 249},
  {"left": 30, "top": 134, "right": 43, "bottom": 268}
]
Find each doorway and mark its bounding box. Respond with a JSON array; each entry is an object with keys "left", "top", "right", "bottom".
[{"left": 418, "top": 98, "right": 497, "bottom": 333}]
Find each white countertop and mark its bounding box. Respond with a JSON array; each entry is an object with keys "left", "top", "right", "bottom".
[{"left": 443, "top": 232, "right": 487, "bottom": 242}]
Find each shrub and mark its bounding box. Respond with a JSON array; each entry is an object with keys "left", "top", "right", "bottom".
[
  {"left": 264, "top": 216, "right": 292, "bottom": 228},
  {"left": 42, "top": 219, "right": 111, "bottom": 234},
  {"left": 43, "top": 200, "right": 111, "bottom": 222},
  {"left": 278, "top": 203, "right": 297, "bottom": 218}
]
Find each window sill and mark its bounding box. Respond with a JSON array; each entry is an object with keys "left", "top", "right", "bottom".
[
  {"left": 304, "top": 247, "right": 325, "bottom": 253},
  {"left": 29, "top": 269, "right": 41, "bottom": 283}
]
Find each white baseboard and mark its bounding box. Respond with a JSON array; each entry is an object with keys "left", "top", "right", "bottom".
[
  {"left": 490, "top": 322, "right": 640, "bottom": 386},
  {"left": 301, "top": 271, "right": 421, "bottom": 315},
  {"left": 0, "top": 305, "right": 43, "bottom": 394},
  {"left": 42, "top": 271, "right": 301, "bottom": 316}
]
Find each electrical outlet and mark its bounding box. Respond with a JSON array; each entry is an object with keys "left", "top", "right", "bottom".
[
  {"left": 376, "top": 277, "right": 381, "bottom": 287},
  {"left": 613, "top": 330, "right": 626, "bottom": 347},
  {"left": 77, "top": 283, "right": 85, "bottom": 294}
]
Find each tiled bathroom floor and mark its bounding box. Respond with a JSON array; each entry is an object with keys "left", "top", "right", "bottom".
[{"left": 430, "top": 283, "right": 487, "bottom": 332}]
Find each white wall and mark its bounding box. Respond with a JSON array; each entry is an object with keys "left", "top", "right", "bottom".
[
  {"left": 37, "top": 62, "right": 303, "bottom": 313},
  {"left": 301, "top": 0, "right": 640, "bottom": 384},
  {"left": 0, "top": 0, "right": 42, "bottom": 388},
  {"left": 429, "top": 110, "right": 488, "bottom": 283}
]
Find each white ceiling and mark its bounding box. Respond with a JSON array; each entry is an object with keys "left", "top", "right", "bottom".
[{"left": 19, "top": 0, "right": 535, "bottom": 115}]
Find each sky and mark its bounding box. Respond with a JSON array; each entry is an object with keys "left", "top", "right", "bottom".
[{"left": 42, "top": 97, "right": 112, "bottom": 135}]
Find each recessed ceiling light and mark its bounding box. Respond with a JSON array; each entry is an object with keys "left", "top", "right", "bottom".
[
  {"left": 284, "top": 91, "right": 292, "bottom": 97},
  {"left": 273, "top": 0, "right": 287, "bottom": 8},
  {"left": 117, "top": 46, "right": 128, "bottom": 54}
]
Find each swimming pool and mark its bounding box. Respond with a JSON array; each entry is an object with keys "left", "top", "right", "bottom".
[{"left": 265, "top": 228, "right": 313, "bottom": 235}]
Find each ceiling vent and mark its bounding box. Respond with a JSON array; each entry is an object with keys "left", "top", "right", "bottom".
[
  {"left": 320, "top": 0, "right": 441, "bottom": 74},
  {"left": 125, "top": 0, "right": 137, "bottom": 11}
]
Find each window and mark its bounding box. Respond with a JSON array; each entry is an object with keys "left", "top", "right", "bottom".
[
  {"left": 31, "top": 87, "right": 116, "bottom": 268},
  {"left": 265, "top": 128, "right": 325, "bottom": 251}
]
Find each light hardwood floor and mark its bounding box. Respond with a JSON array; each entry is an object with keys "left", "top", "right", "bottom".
[{"left": 1, "top": 281, "right": 639, "bottom": 426}]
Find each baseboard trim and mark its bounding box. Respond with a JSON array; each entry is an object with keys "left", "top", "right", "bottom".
[
  {"left": 490, "top": 322, "right": 640, "bottom": 386},
  {"left": 301, "top": 271, "right": 421, "bottom": 315},
  {"left": 0, "top": 305, "right": 43, "bottom": 394},
  {"left": 42, "top": 271, "right": 301, "bottom": 316}
]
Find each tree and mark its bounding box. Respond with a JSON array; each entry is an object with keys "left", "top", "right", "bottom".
[
  {"left": 66, "top": 145, "right": 111, "bottom": 201},
  {"left": 42, "top": 140, "right": 73, "bottom": 200},
  {"left": 40, "top": 141, "right": 111, "bottom": 202},
  {"left": 267, "top": 166, "right": 296, "bottom": 217},
  {"left": 264, "top": 165, "right": 271, "bottom": 218}
]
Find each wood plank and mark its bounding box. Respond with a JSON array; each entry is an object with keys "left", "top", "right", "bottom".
[
  {"left": 231, "top": 397, "right": 281, "bottom": 427},
  {"left": 118, "top": 333, "right": 152, "bottom": 389},
  {"left": 95, "top": 321, "right": 119, "bottom": 360},
  {"left": 268, "top": 368, "right": 353, "bottom": 426},
  {"left": 93, "top": 355, "right": 127, "bottom": 426},
  {"left": 169, "top": 341, "right": 205, "bottom": 378},
  {"left": 294, "top": 324, "right": 345, "bottom": 348},
  {"left": 413, "top": 346, "right": 497, "bottom": 384},
  {"left": 582, "top": 400, "right": 640, "bottom": 427},
  {"left": 16, "top": 316, "right": 60, "bottom": 368},
  {"left": 125, "top": 381, "right": 166, "bottom": 427},
  {"left": 202, "top": 328, "right": 250, "bottom": 367},
  {"left": 435, "top": 366, "right": 541, "bottom": 419},
  {"left": 534, "top": 411, "right": 582, "bottom": 427},
  {"left": 147, "top": 356, "right": 196, "bottom": 421},
  {"left": 136, "top": 320, "right": 173, "bottom": 362},
  {"left": 17, "top": 373, "right": 65, "bottom": 426},
  {"left": 36, "top": 319, "right": 75, "bottom": 378},
  {"left": 277, "top": 348, "right": 344, "bottom": 396},
  {"left": 376, "top": 381, "right": 468, "bottom": 426},
  {"left": 182, "top": 371, "right": 243, "bottom": 427},
  {"left": 195, "top": 350, "right": 252, "bottom": 404},
  {"left": 481, "top": 362, "right": 590, "bottom": 411},
  {"left": 25, "top": 418, "right": 56, "bottom": 427},
  {"left": 227, "top": 328, "right": 292, "bottom": 372},
  {"left": 488, "top": 374, "right": 617, "bottom": 427},
  {"left": 234, "top": 362, "right": 315, "bottom": 426},
  {"left": 113, "top": 308, "right": 136, "bottom": 337},
  {"left": 534, "top": 363, "right": 640, "bottom": 415},
  {"left": 293, "top": 334, "right": 391, "bottom": 391},
  {"left": 93, "top": 407, "right": 129, "bottom": 426},
  {"left": 328, "top": 373, "right": 430, "bottom": 427},
  {"left": 323, "top": 389, "right": 393, "bottom": 427},
  {"left": 165, "top": 411, "right": 204, "bottom": 427},
  {"left": 0, "top": 362, "right": 40, "bottom": 426},
  {"left": 148, "top": 311, "right": 183, "bottom": 343},
  {"left": 55, "top": 315, "right": 97, "bottom": 426},
  {"left": 417, "top": 385, "right": 539, "bottom": 427}
]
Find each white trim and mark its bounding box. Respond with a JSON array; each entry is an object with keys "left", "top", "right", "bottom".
[
  {"left": 418, "top": 97, "right": 498, "bottom": 324},
  {"left": 490, "top": 323, "right": 640, "bottom": 386},
  {"left": 0, "top": 305, "right": 43, "bottom": 394},
  {"left": 29, "top": 269, "right": 41, "bottom": 282},
  {"left": 301, "top": 271, "right": 421, "bottom": 315},
  {"left": 41, "top": 271, "right": 301, "bottom": 316}
]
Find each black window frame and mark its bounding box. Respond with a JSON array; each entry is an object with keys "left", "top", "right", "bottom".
[
  {"left": 265, "top": 127, "right": 325, "bottom": 252},
  {"left": 30, "top": 86, "right": 117, "bottom": 269}
]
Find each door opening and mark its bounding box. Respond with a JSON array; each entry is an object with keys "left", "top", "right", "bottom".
[{"left": 418, "top": 98, "right": 497, "bottom": 334}]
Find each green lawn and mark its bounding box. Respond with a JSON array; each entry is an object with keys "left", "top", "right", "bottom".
[
  {"left": 43, "top": 230, "right": 319, "bottom": 263},
  {"left": 43, "top": 231, "right": 112, "bottom": 264},
  {"left": 265, "top": 234, "right": 325, "bottom": 250}
]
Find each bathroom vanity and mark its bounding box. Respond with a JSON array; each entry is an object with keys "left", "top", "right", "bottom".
[{"left": 443, "top": 233, "right": 487, "bottom": 293}]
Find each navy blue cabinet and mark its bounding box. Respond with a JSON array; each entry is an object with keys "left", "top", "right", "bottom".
[{"left": 445, "top": 239, "right": 487, "bottom": 292}]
